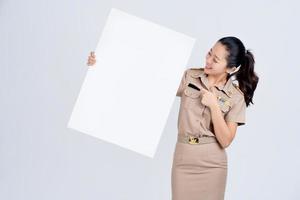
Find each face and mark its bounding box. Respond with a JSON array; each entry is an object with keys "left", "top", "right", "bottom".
[{"left": 204, "top": 42, "right": 230, "bottom": 75}]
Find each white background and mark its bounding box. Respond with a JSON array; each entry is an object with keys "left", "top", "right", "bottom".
[{"left": 0, "top": 0, "right": 299, "bottom": 199}]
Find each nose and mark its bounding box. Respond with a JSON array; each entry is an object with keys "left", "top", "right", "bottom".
[{"left": 206, "top": 57, "right": 212, "bottom": 65}]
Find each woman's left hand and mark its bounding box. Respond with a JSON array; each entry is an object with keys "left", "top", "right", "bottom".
[{"left": 200, "top": 87, "right": 219, "bottom": 109}]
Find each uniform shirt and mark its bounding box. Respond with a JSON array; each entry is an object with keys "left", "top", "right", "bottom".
[{"left": 176, "top": 67, "right": 246, "bottom": 137}]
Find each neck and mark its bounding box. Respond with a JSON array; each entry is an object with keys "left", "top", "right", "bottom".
[{"left": 207, "top": 73, "right": 228, "bottom": 88}]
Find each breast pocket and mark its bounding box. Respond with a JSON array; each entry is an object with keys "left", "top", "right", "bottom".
[
  {"left": 182, "top": 86, "right": 202, "bottom": 109},
  {"left": 217, "top": 97, "right": 232, "bottom": 114}
]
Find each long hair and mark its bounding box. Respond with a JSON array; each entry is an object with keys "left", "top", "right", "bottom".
[{"left": 218, "top": 36, "right": 259, "bottom": 107}]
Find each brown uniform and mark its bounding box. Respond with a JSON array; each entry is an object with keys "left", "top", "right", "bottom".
[{"left": 171, "top": 67, "right": 246, "bottom": 200}]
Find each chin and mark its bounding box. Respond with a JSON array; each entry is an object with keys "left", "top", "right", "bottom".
[{"left": 204, "top": 68, "right": 212, "bottom": 73}]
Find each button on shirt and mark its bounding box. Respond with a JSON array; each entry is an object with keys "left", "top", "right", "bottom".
[{"left": 176, "top": 67, "right": 246, "bottom": 137}]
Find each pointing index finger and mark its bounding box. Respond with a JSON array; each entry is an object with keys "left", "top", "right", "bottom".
[{"left": 201, "top": 87, "right": 208, "bottom": 92}]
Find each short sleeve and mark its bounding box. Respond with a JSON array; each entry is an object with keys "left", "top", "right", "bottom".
[
  {"left": 224, "top": 96, "right": 246, "bottom": 126},
  {"left": 176, "top": 69, "right": 188, "bottom": 97}
]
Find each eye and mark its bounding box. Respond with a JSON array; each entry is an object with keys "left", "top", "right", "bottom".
[{"left": 213, "top": 59, "right": 218, "bottom": 63}]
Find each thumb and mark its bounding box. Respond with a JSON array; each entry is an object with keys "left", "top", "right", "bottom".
[{"left": 211, "top": 88, "right": 216, "bottom": 94}]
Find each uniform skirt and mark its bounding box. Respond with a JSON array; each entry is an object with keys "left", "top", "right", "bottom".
[{"left": 171, "top": 138, "right": 228, "bottom": 200}]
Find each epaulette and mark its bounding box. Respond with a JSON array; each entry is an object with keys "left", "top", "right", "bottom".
[
  {"left": 187, "top": 67, "right": 204, "bottom": 77},
  {"left": 232, "top": 83, "right": 244, "bottom": 95}
]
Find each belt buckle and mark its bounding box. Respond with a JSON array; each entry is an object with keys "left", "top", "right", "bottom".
[{"left": 188, "top": 136, "right": 200, "bottom": 144}]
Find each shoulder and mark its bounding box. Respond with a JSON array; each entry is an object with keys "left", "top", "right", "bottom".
[
  {"left": 231, "top": 82, "right": 244, "bottom": 98},
  {"left": 186, "top": 67, "right": 205, "bottom": 77},
  {"left": 232, "top": 83, "right": 243, "bottom": 94},
  {"left": 227, "top": 82, "right": 246, "bottom": 111}
]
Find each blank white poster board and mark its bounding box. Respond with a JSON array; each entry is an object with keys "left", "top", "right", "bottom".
[{"left": 67, "top": 8, "right": 195, "bottom": 158}]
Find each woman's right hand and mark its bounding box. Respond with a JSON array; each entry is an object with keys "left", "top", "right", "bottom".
[{"left": 87, "top": 51, "right": 96, "bottom": 67}]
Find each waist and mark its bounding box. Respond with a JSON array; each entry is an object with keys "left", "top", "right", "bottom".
[{"left": 177, "top": 134, "right": 218, "bottom": 145}]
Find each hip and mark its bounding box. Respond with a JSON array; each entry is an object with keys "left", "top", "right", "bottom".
[{"left": 173, "top": 136, "right": 227, "bottom": 167}]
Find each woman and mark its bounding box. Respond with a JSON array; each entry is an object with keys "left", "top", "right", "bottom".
[{"left": 86, "top": 36, "right": 259, "bottom": 200}]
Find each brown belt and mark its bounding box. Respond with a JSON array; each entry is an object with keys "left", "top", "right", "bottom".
[{"left": 177, "top": 134, "right": 218, "bottom": 145}]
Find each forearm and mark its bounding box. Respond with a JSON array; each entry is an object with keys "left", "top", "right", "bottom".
[{"left": 210, "top": 104, "right": 231, "bottom": 148}]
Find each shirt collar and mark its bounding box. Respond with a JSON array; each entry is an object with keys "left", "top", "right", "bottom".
[{"left": 189, "top": 68, "right": 233, "bottom": 97}]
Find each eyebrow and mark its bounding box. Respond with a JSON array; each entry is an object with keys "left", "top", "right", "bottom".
[{"left": 210, "top": 48, "right": 221, "bottom": 61}]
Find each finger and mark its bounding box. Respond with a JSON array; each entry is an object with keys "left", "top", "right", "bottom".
[
  {"left": 88, "top": 60, "right": 95, "bottom": 65},
  {"left": 87, "top": 62, "right": 95, "bottom": 66},
  {"left": 88, "top": 57, "right": 96, "bottom": 62},
  {"left": 201, "top": 87, "right": 208, "bottom": 93},
  {"left": 200, "top": 90, "right": 206, "bottom": 96},
  {"left": 87, "top": 58, "right": 94, "bottom": 63},
  {"left": 212, "top": 88, "right": 219, "bottom": 96},
  {"left": 211, "top": 89, "right": 217, "bottom": 95},
  {"left": 88, "top": 57, "right": 95, "bottom": 61}
]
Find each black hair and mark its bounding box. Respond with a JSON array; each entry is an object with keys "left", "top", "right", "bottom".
[{"left": 218, "top": 36, "right": 259, "bottom": 107}]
